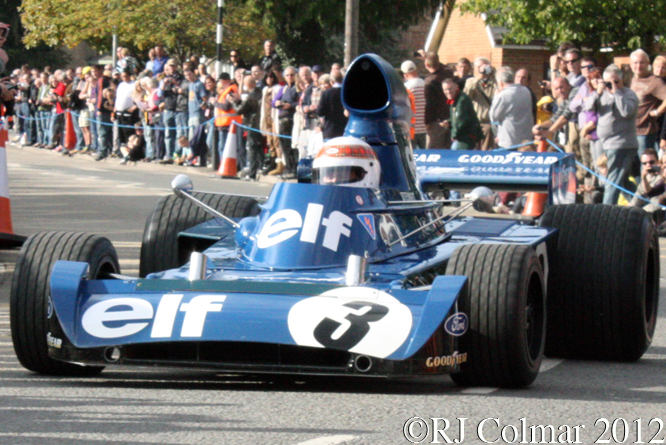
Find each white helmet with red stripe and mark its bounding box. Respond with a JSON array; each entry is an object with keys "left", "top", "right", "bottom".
[{"left": 312, "top": 136, "right": 381, "bottom": 188}]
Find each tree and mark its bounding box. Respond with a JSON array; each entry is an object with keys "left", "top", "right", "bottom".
[
  {"left": 15, "top": 0, "right": 440, "bottom": 70},
  {"left": 0, "top": 0, "right": 67, "bottom": 73},
  {"left": 459, "top": 0, "right": 666, "bottom": 55},
  {"left": 19, "top": 0, "right": 273, "bottom": 63},
  {"left": 248, "top": 0, "right": 441, "bottom": 66}
]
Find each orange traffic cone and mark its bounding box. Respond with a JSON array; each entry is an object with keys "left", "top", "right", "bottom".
[
  {"left": 217, "top": 122, "right": 239, "bottom": 179},
  {"left": 522, "top": 140, "right": 549, "bottom": 217},
  {"left": 0, "top": 121, "right": 26, "bottom": 248},
  {"left": 64, "top": 110, "right": 76, "bottom": 150}
]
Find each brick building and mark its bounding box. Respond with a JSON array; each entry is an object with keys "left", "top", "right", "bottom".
[{"left": 436, "top": 4, "right": 551, "bottom": 96}]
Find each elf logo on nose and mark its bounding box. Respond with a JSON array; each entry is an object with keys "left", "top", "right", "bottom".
[
  {"left": 256, "top": 203, "right": 353, "bottom": 252},
  {"left": 82, "top": 294, "right": 227, "bottom": 339}
]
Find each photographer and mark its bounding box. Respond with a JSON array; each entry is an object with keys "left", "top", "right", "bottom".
[
  {"left": 159, "top": 59, "right": 186, "bottom": 162},
  {"left": 630, "top": 149, "right": 665, "bottom": 222},
  {"left": 0, "top": 22, "right": 15, "bottom": 107},
  {"left": 588, "top": 64, "right": 639, "bottom": 205}
]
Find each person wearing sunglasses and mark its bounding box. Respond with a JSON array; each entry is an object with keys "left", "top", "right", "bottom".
[
  {"left": 569, "top": 57, "right": 599, "bottom": 180},
  {"left": 592, "top": 64, "right": 639, "bottom": 205},
  {"left": 564, "top": 48, "right": 585, "bottom": 88},
  {"left": 629, "top": 148, "right": 665, "bottom": 224},
  {"left": 561, "top": 48, "right": 586, "bottom": 185},
  {"left": 229, "top": 50, "right": 247, "bottom": 71}
]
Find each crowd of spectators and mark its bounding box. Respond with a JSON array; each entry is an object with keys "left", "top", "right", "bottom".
[
  {"left": 396, "top": 45, "right": 666, "bottom": 219},
  {"left": 6, "top": 39, "right": 666, "bottom": 219},
  {"left": 4, "top": 41, "right": 349, "bottom": 181}
]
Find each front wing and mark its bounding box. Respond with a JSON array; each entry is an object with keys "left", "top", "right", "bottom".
[{"left": 46, "top": 261, "right": 469, "bottom": 376}]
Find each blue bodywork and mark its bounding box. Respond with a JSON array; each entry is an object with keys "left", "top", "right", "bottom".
[{"left": 46, "top": 54, "right": 563, "bottom": 377}]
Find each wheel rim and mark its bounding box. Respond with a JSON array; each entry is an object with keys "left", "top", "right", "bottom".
[{"left": 525, "top": 270, "right": 545, "bottom": 363}]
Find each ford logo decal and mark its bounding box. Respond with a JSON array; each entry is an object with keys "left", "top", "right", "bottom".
[{"left": 444, "top": 312, "right": 468, "bottom": 336}]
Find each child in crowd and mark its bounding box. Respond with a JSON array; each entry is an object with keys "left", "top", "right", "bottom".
[
  {"left": 176, "top": 135, "right": 191, "bottom": 165},
  {"left": 120, "top": 123, "right": 146, "bottom": 164}
]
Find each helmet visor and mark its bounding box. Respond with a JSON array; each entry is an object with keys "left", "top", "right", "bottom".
[{"left": 312, "top": 166, "right": 367, "bottom": 185}]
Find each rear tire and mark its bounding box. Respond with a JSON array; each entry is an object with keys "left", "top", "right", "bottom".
[
  {"left": 139, "top": 193, "right": 260, "bottom": 277},
  {"left": 540, "top": 204, "right": 659, "bottom": 361},
  {"left": 10, "top": 232, "right": 119, "bottom": 376},
  {"left": 446, "top": 243, "right": 545, "bottom": 388}
]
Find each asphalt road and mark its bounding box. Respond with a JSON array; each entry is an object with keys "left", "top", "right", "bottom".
[{"left": 1, "top": 137, "right": 666, "bottom": 445}]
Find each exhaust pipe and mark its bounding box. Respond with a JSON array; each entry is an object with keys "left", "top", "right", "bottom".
[
  {"left": 353, "top": 355, "right": 373, "bottom": 373},
  {"left": 104, "top": 347, "right": 121, "bottom": 363}
]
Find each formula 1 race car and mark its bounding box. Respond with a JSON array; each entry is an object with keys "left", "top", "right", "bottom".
[{"left": 10, "top": 54, "right": 659, "bottom": 388}]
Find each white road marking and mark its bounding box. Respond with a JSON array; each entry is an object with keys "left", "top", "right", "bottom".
[
  {"left": 112, "top": 241, "right": 142, "bottom": 247},
  {"left": 8, "top": 164, "right": 159, "bottom": 196},
  {"left": 294, "top": 436, "right": 359, "bottom": 445},
  {"left": 74, "top": 176, "right": 99, "bottom": 180},
  {"left": 460, "top": 358, "right": 564, "bottom": 394},
  {"left": 631, "top": 386, "right": 666, "bottom": 392},
  {"left": 540, "top": 358, "right": 564, "bottom": 373},
  {"left": 461, "top": 387, "right": 498, "bottom": 394},
  {"left": 0, "top": 432, "right": 185, "bottom": 443},
  {"left": 119, "top": 259, "right": 140, "bottom": 266}
]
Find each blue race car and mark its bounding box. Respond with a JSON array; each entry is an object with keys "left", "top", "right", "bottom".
[{"left": 10, "top": 54, "right": 659, "bottom": 388}]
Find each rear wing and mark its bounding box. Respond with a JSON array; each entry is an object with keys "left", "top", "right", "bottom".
[{"left": 414, "top": 149, "right": 577, "bottom": 205}]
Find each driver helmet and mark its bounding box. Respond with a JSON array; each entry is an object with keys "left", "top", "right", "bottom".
[{"left": 312, "top": 136, "right": 381, "bottom": 188}]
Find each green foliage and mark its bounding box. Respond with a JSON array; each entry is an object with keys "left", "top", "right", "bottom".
[
  {"left": 460, "top": 0, "right": 666, "bottom": 54},
  {"left": 14, "top": 0, "right": 437, "bottom": 70},
  {"left": 1, "top": 0, "right": 70, "bottom": 73},
  {"left": 19, "top": 0, "right": 273, "bottom": 63},
  {"left": 248, "top": 0, "right": 440, "bottom": 65}
]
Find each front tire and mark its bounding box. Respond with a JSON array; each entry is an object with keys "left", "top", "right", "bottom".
[
  {"left": 445, "top": 243, "right": 546, "bottom": 388},
  {"left": 10, "top": 232, "right": 119, "bottom": 376},
  {"left": 540, "top": 204, "right": 659, "bottom": 361},
  {"left": 139, "top": 193, "right": 260, "bottom": 277}
]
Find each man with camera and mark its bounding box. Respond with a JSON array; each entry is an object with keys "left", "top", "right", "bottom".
[
  {"left": 588, "top": 64, "right": 639, "bottom": 205},
  {"left": 463, "top": 57, "right": 496, "bottom": 150},
  {"left": 630, "top": 148, "right": 665, "bottom": 222},
  {"left": 160, "top": 59, "right": 186, "bottom": 163}
]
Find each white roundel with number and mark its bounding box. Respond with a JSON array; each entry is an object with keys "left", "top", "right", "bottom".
[{"left": 288, "top": 287, "right": 413, "bottom": 359}]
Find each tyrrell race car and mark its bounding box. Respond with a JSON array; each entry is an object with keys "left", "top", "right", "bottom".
[{"left": 10, "top": 54, "right": 659, "bottom": 388}]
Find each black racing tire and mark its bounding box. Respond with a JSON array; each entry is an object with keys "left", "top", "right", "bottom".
[
  {"left": 139, "top": 193, "right": 260, "bottom": 277},
  {"left": 10, "top": 232, "right": 120, "bottom": 376},
  {"left": 446, "top": 243, "right": 546, "bottom": 388},
  {"left": 540, "top": 204, "right": 659, "bottom": 361}
]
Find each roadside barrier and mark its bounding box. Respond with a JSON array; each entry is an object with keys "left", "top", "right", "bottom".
[
  {"left": 217, "top": 122, "right": 238, "bottom": 178},
  {"left": 0, "top": 120, "right": 25, "bottom": 248},
  {"left": 11, "top": 109, "right": 666, "bottom": 209},
  {"left": 64, "top": 111, "right": 76, "bottom": 150}
]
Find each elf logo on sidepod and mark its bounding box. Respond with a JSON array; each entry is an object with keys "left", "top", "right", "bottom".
[
  {"left": 81, "top": 294, "right": 227, "bottom": 339},
  {"left": 256, "top": 203, "right": 353, "bottom": 252}
]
